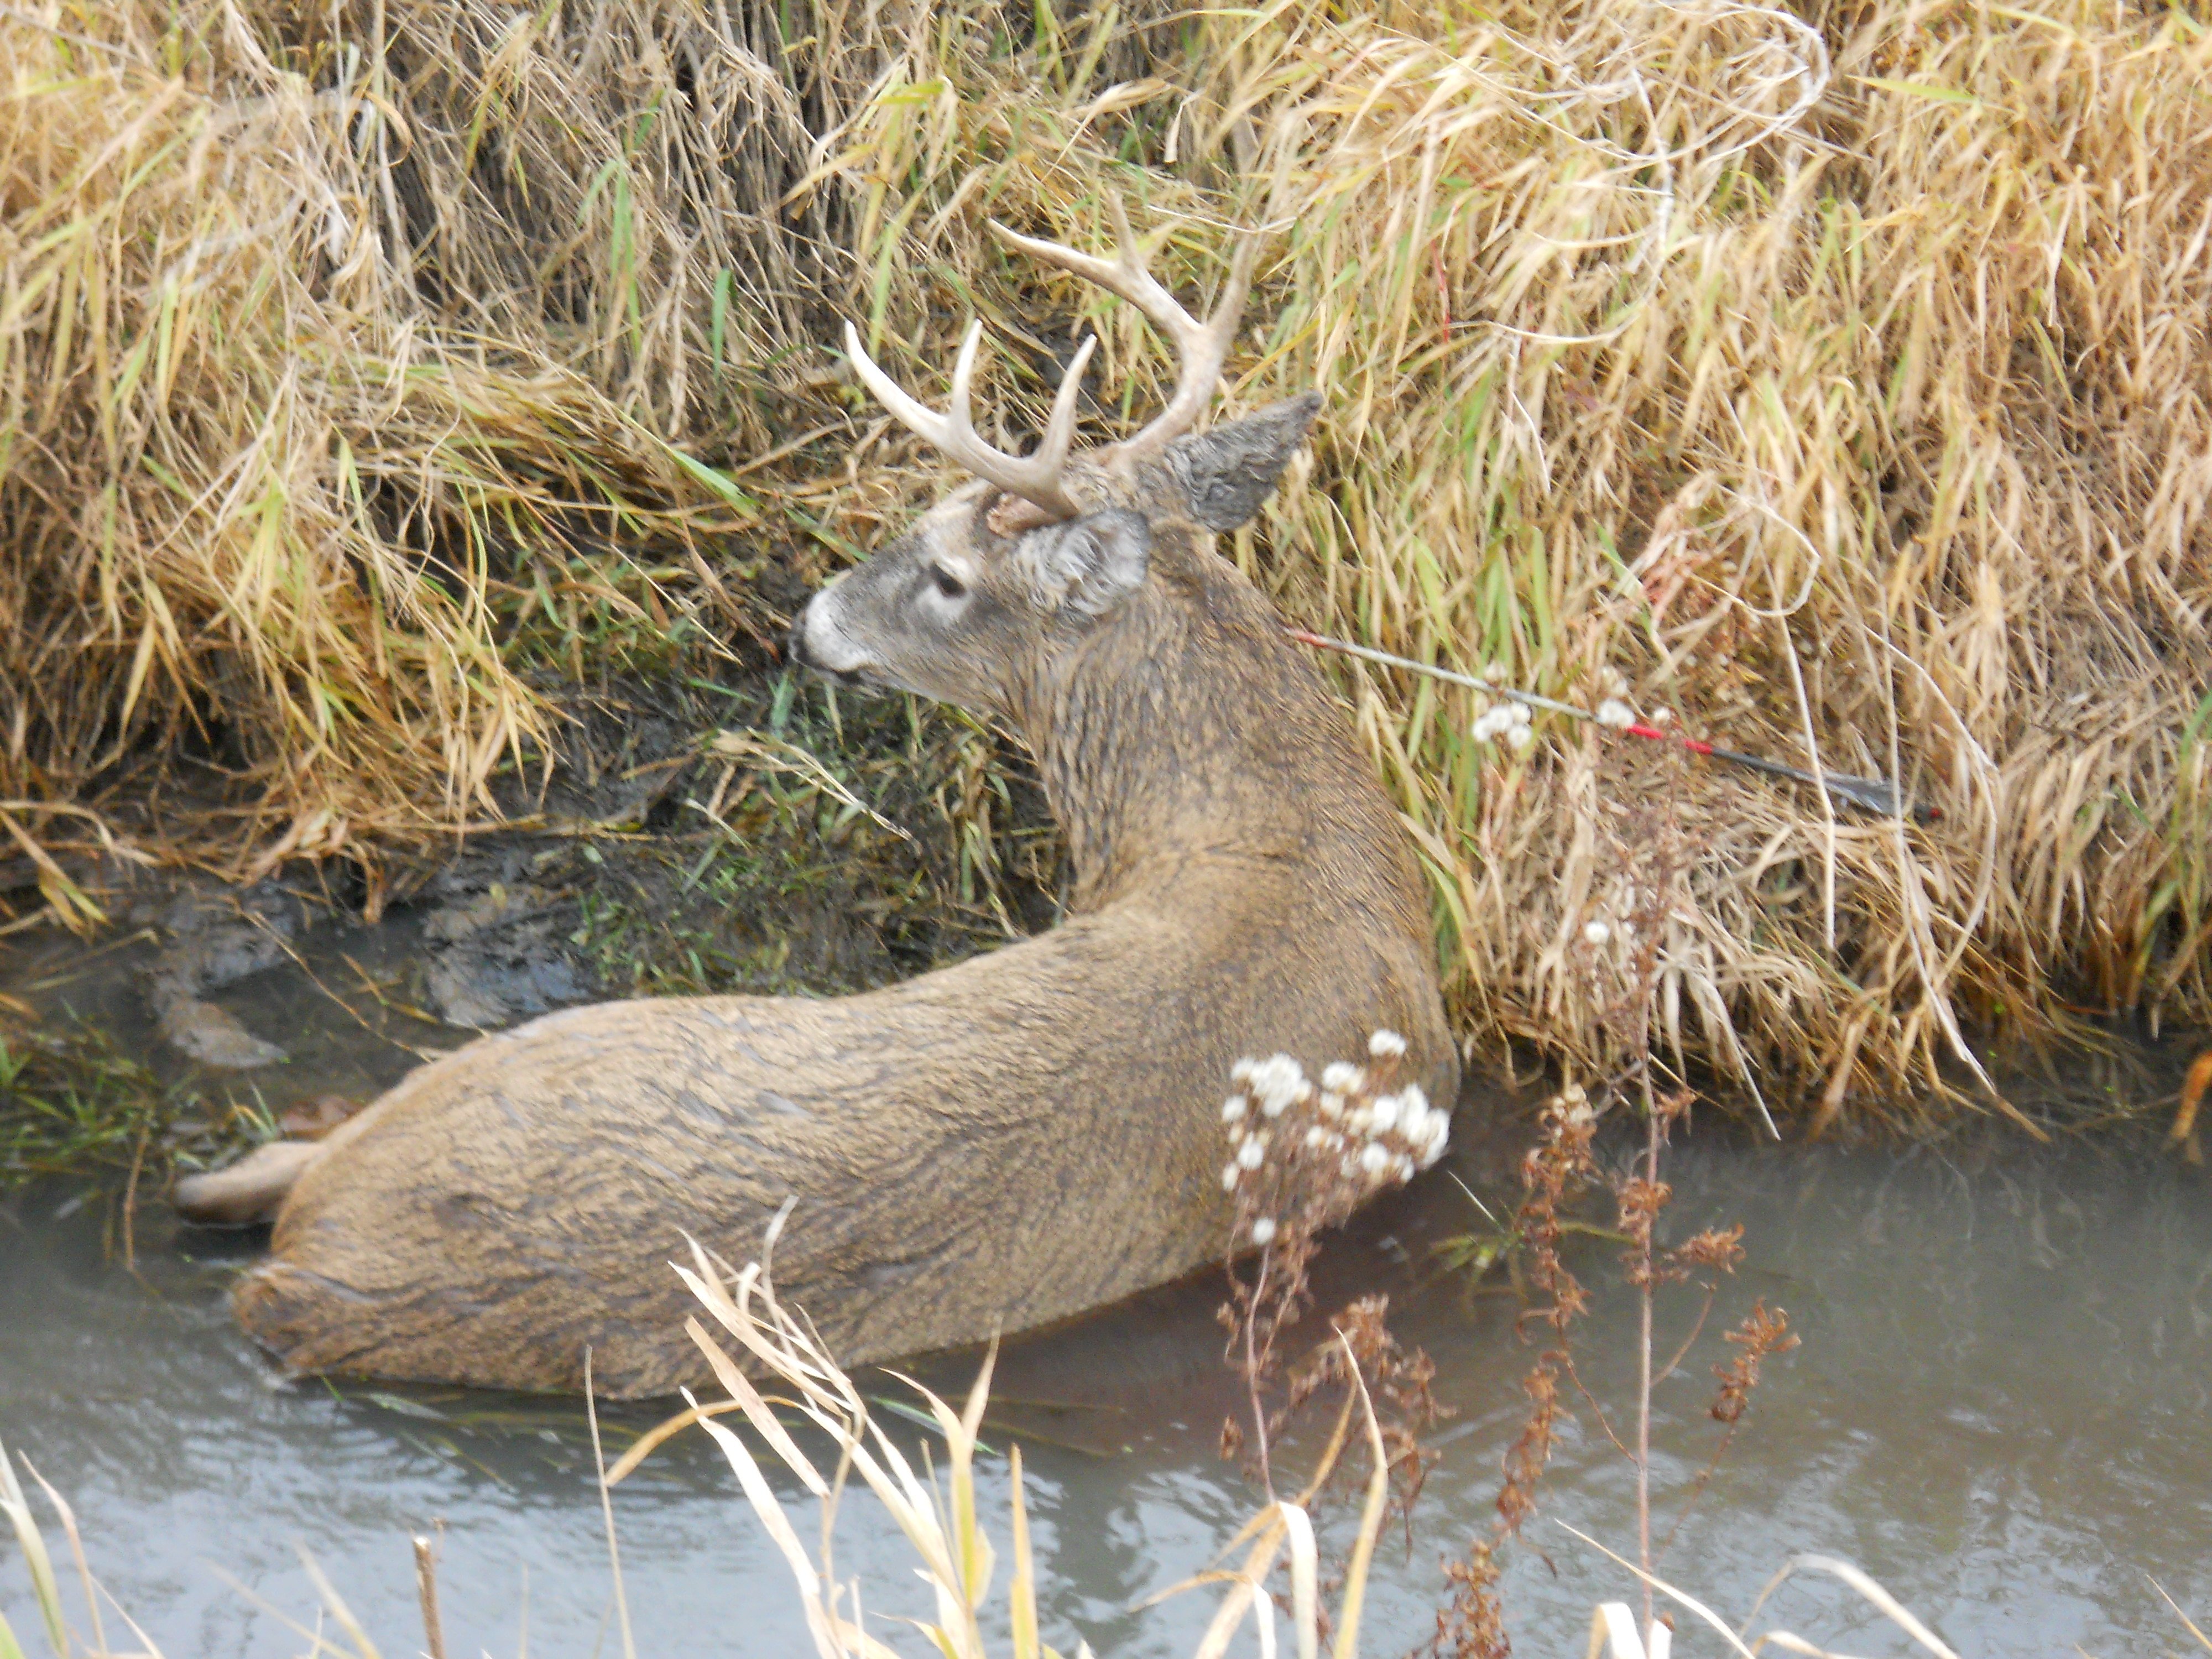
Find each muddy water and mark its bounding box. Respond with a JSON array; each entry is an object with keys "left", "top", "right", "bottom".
[{"left": 3, "top": 924, "right": 2210, "bottom": 1656}]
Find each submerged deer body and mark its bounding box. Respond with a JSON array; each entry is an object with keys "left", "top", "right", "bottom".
[{"left": 183, "top": 211, "right": 1458, "bottom": 1397}]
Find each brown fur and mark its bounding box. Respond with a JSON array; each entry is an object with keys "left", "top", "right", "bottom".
[{"left": 224, "top": 406, "right": 1458, "bottom": 1397}]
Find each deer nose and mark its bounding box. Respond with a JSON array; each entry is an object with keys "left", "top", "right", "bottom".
[{"left": 785, "top": 604, "right": 860, "bottom": 685}]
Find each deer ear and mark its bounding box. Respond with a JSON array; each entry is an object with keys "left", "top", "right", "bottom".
[
  {"left": 1161, "top": 392, "right": 1323, "bottom": 531},
  {"left": 1019, "top": 508, "right": 1152, "bottom": 618}
]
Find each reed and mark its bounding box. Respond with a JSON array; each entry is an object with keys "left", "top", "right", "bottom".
[{"left": 4, "top": 0, "right": 2208, "bottom": 1118}]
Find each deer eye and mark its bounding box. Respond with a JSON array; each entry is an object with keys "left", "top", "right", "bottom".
[{"left": 928, "top": 564, "right": 969, "bottom": 599}]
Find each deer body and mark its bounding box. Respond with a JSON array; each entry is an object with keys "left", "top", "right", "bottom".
[{"left": 200, "top": 215, "right": 1459, "bottom": 1396}]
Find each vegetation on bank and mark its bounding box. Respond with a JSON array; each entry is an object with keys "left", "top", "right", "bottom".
[
  {"left": 0, "top": 1020, "right": 283, "bottom": 1213},
  {"left": 2, "top": 0, "right": 2208, "bottom": 1120}
]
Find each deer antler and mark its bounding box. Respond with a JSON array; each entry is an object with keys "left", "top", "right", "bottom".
[
  {"left": 843, "top": 319, "right": 1098, "bottom": 521},
  {"left": 844, "top": 202, "right": 1256, "bottom": 526},
  {"left": 987, "top": 196, "right": 1256, "bottom": 465}
]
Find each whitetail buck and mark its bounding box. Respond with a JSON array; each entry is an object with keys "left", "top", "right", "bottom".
[{"left": 177, "top": 207, "right": 1458, "bottom": 1396}]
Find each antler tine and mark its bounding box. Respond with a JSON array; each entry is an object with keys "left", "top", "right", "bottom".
[
  {"left": 988, "top": 197, "right": 1257, "bottom": 461},
  {"left": 843, "top": 320, "right": 1097, "bottom": 519}
]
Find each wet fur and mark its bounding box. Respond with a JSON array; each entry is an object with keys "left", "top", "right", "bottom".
[{"left": 226, "top": 399, "right": 1459, "bottom": 1397}]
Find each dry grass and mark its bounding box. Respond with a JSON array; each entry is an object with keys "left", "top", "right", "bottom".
[
  {"left": 3, "top": 0, "right": 2208, "bottom": 1118},
  {"left": 0, "top": 0, "right": 770, "bottom": 884}
]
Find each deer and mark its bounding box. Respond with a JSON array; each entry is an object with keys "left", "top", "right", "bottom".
[{"left": 174, "top": 206, "right": 1460, "bottom": 1397}]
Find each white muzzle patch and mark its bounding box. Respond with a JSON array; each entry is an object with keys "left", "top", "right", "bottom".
[{"left": 799, "top": 580, "right": 872, "bottom": 677}]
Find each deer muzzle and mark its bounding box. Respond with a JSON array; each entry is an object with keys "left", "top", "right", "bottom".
[{"left": 788, "top": 581, "right": 870, "bottom": 686}]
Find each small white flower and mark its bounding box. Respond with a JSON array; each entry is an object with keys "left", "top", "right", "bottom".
[
  {"left": 1506, "top": 702, "right": 1531, "bottom": 727},
  {"left": 1347, "top": 1108, "right": 1373, "bottom": 1136},
  {"left": 1230, "top": 1057, "right": 1256, "bottom": 1084},
  {"left": 1483, "top": 661, "right": 1506, "bottom": 684},
  {"left": 1249, "top": 1217, "right": 1277, "bottom": 1246},
  {"left": 1249, "top": 1053, "right": 1306, "bottom": 1118},
  {"left": 1394, "top": 1154, "right": 1416, "bottom": 1182},
  {"left": 1400, "top": 1083, "right": 1428, "bottom": 1114},
  {"left": 1305, "top": 1125, "right": 1329, "bottom": 1148},
  {"left": 1507, "top": 723, "right": 1535, "bottom": 750},
  {"left": 1595, "top": 699, "right": 1635, "bottom": 729},
  {"left": 1359, "top": 1141, "right": 1392, "bottom": 1176},
  {"left": 1318, "top": 1091, "right": 1345, "bottom": 1118},
  {"left": 1369, "top": 1094, "right": 1401, "bottom": 1133},
  {"left": 1583, "top": 919, "right": 1611, "bottom": 946},
  {"left": 1369, "top": 1029, "right": 1408, "bottom": 1058},
  {"left": 1222, "top": 1164, "right": 1241, "bottom": 1191},
  {"left": 1400, "top": 1103, "right": 1430, "bottom": 1142},
  {"left": 1321, "top": 1061, "right": 1365, "bottom": 1094},
  {"left": 1649, "top": 707, "right": 1673, "bottom": 727},
  {"left": 1236, "top": 1137, "right": 1265, "bottom": 1170},
  {"left": 1222, "top": 1095, "right": 1249, "bottom": 1124},
  {"left": 1470, "top": 707, "right": 1512, "bottom": 743}
]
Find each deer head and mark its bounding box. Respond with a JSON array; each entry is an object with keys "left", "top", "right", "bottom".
[{"left": 792, "top": 204, "right": 1321, "bottom": 719}]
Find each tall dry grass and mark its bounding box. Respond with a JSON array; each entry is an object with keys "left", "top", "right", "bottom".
[
  {"left": 2, "top": 0, "right": 2208, "bottom": 1116},
  {"left": 0, "top": 0, "right": 774, "bottom": 883}
]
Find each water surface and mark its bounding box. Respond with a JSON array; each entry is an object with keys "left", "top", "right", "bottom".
[{"left": 3, "top": 927, "right": 2208, "bottom": 1656}]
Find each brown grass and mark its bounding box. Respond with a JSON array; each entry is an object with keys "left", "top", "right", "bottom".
[
  {"left": 0, "top": 0, "right": 773, "bottom": 880},
  {"left": 3, "top": 0, "right": 2208, "bottom": 1119}
]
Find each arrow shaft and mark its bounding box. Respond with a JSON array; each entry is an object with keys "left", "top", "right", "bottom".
[{"left": 1285, "top": 627, "right": 1913, "bottom": 818}]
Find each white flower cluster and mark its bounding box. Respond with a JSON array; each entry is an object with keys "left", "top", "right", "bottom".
[
  {"left": 1470, "top": 699, "right": 1535, "bottom": 749},
  {"left": 1591, "top": 666, "right": 1637, "bottom": 729},
  {"left": 1245, "top": 1053, "right": 1312, "bottom": 1118},
  {"left": 1558, "top": 1081, "right": 1595, "bottom": 1129},
  {"left": 1219, "top": 1031, "right": 1451, "bottom": 1246}
]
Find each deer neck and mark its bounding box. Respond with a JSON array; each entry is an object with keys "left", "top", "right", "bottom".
[{"left": 1011, "top": 569, "right": 1350, "bottom": 916}]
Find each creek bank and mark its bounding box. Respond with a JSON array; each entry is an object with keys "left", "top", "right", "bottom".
[{"left": 1, "top": 663, "right": 1060, "bottom": 1196}]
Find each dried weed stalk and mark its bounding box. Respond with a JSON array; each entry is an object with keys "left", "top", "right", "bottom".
[
  {"left": 1430, "top": 1084, "right": 1600, "bottom": 1659},
  {"left": 1213, "top": 1034, "right": 1451, "bottom": 1610},
  {"left": 1438, "top": 766, "right": 1799, "bottom": 1657}
]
